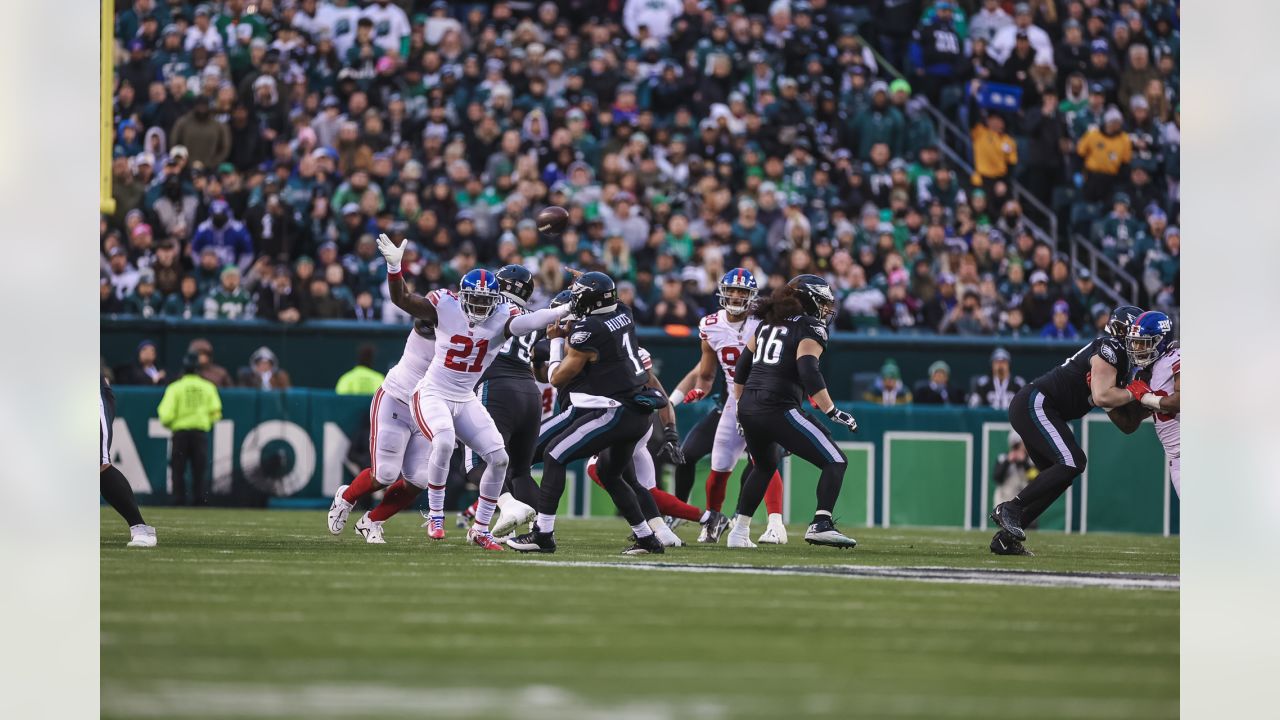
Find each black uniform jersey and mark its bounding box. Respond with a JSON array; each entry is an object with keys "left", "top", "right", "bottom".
[
  {"left": 740, "top": 314, "right": 829, "bottom": 413},
  {"left": 480, "top": 328, "right": 539, "bottom": 383},
  {"left": 1032, "top": 336, "right": 1133, "bottom": 421},
  {"left": 563, "top": 303, "right": 648, "bottom": 401}
]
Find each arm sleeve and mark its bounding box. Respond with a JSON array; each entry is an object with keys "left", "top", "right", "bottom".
[
  {"left": 508, "top": 305, "right": 569, "bottom": 336},
  {"left": 797, "top": 354, "right": 827, "bottom": 396},
  {"left": 733, "top": 346, "right": 754, "bottom": 385}
]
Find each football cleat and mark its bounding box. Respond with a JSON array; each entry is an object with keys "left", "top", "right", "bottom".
[
  {"left": 990, "top": 530, "right": 1035, "bottom": 556},
  {"left": 757, "top": 514, "right": 789, "bottom": 545},
  {"left": 726, "top": 529, "right": 757, "bottom": 548},
  {"left": 466, "top": 527, "right": 504, "bottom": 551},
  {"left": 804, "top": 518, "right": 857, "bottom": 548},
  {"left": 327, "top": 484, "right": 353, "bottom": 535},
  {"left": 622, "top": 533, "right": 665, "bottom": 555},
  {"left": 354, "top": 513, "right": 386, "bottom": 544},
  {"left": 127, "top": 524, "right": 157, "bottom": 548},
  {"left": 990, "top": 502, "right": 1027, "bottom": 541},
  {"left": 490, "top": 493, "right": 535, "bottom": 538},
  {"left": 424, "top": 514, "right": 445, "bottom": 540},
  {"left": 700, "top": 510, "right": 731, "bottom": 544},
  {"left": 506, "top": 529, "right": 557, "bottom": 553},
  {"left": 666, "top": 516, "right": 686, "bottom": 531},
  {"left": 652, "top": 520, "right": 684, "bottom": 547}
]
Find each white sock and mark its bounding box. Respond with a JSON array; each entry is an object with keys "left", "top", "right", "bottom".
[
  {"left": 631, "top": 522, "right": 654, "bottom": 538},
  {"left": 647, "top": 517, "right": 667, "bottom": 533},
  {"left": 699, "top": 510, "right": 711, "bottom": 523},
  {"left": 536, "top": 513, "right": 556, "bottom": 533},
  {"left": 814, "top": 510, "right": 831, "bottom": 522},
  {"left": 733, "top": 514, "right": 753, "bottom": 535},
  {"left": 427, "top": 483, "right": 446, "bottom": 514},
  {"left": 475, "top": 496, "right": 497, "bottom": 528}
]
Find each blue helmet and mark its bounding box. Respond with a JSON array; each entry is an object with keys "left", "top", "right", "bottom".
[
  {"left": 1126, "top": 311, "right": 1174, "bottom": 367},
  {"left": 718, "top": 268, "right": 759, "bottom": 314},
  {"left": 459, "top": 268, "right": 502, "bottom": 324}
]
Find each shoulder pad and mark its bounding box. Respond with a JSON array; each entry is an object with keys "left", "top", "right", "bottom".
[{"left": 1096, "top": 338, "right": 1122, "bottom": 365}]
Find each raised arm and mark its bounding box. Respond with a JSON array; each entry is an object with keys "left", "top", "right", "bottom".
[
  {"left": 670, "top": 338, "right": 719, "bottom": 406},
  {"left": 506, "top": 304, "right": 570, "bottom": 337},
  {"left": 377, "top": 234, "right": 437, "bottom": 323}
]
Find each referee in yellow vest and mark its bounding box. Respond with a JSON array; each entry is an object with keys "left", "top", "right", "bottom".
[
  {"left": 157, "top": 353, "right": 223, "bottom": 505},
  {"left": 335, "top": 345, "right": 385, "bottom": 395}
]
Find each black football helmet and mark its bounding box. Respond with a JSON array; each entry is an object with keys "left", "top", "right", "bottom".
[
  {"left": 568, "top": 272, "right": 618, "bottom": 316},
  {"left": 496, "top": 264, "right": 535, "bottom": 307},
  {"left": 788, "top": 274, "right": 836, "bottom": 322},
  {"left": 549, "top": 288, "right": 573, "bottom": 309},
  {"left": 1105, "top": 305, "right": 1143, "bottom": 337}
]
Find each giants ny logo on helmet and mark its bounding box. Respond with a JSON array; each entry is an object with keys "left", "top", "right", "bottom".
[
  {"left": 459, "top": 269, "right": 501, "bottom": 324},
  {"left": 718, "top": 268, "right": 759, "bottom": 315}
]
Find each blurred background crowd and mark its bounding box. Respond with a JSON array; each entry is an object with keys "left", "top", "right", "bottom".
[{"left": 103, "top": 0, "right": 1179, "bottom": 342}]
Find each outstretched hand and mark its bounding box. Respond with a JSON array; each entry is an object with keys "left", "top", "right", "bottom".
[{"left": 376, "top": 233, "right": 404, "bottom": 271}]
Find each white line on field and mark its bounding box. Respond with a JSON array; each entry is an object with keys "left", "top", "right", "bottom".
[{"left": 494, "top": 560, "right": 1179, "bottom": 591}]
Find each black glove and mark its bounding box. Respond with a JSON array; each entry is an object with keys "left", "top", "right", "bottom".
[
  {"left": 657, "top": 424, "right": 686, "bottom": 465},
  {"left": 826, "top": 406, "right": 858, "bottom": 432}
]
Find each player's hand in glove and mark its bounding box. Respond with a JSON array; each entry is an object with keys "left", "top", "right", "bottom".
[
  {"left": 1126, "top": 379, "right": 1152, "bottom": 401},
  {"left": 376, "top": 233, "right": 404, "bottom": 272},
  {"left": 826, "top": 407, "right": 859, "bottom": 432},
  {"left": 682, "top": 388, "right": 706, "bottom": 404},
  {"left": 657, "top": 424, "right": 686, "bottom": 465}
]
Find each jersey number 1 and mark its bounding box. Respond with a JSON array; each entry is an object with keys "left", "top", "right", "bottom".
[
  {"left": 443, "top": 335, "right": 489, "bottom": 372},
  {"left": 621, "top": 333, "right": 645, "bottom": 375}
]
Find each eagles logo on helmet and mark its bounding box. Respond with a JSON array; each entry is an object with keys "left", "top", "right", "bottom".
[
  {"left": 495, "top": 264, "right": 535, "bottom": 307},
  {"left": 568, "top": 271, "right": 618, "bottom": 316},
  {"left": 788, "top": 274, "right": 836, "bottom": 322}
]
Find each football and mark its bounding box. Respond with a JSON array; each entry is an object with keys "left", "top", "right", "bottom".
[{"left": 536, "top": 205, "right": 569, "bottom": 236}]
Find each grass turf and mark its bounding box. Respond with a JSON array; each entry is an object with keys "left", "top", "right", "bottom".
[{"left": 101, "top": 508, "right": 1178, "bottom": 719}]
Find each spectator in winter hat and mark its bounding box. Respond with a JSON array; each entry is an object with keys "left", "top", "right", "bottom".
[
  {"left": 1040, "top": 299, "right": 1080, "bottom": 340},
  {"left": 238, "top": 346, "right": 292, "bottom": 391},
  {"left": 1077, "top": 107, "right": 1132, "bottom": 203},
  {"left": 864, "top": 359, "right": 913, "bottom": 405},
  {"left": 914, "top": 360, "right": 964, "bottom": 405}
]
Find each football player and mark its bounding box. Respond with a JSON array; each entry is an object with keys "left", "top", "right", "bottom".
[
  {"left": 1125, "top": 313, "right": 1180, "bottom": 497},
  {"left": 101, "top": 375, "right": 157, "bottom": 547},
  {"left": 990, "top": 306, "right": 1150, "bottom": 555},
  {"left": 372, "top": 235, "right": 568, "bottom": 549},
  {"left": 668, "top": 268, "right": 788, "bottom": 544},
  {"left": 725, "top": 275, "right": 860, "bottom": 549},
  {"left": 507, "top": 272, "right": 672, "bottom": 555},
  {"left": 326, "top": 318, "right": 436, "bottom": 543}
]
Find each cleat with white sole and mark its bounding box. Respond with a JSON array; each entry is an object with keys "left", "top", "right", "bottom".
[
  {"left": 803, "top": 518, "right": 857, "bottom": 548},
  {"left": 466, "top": 526, "right": 504, "bottom": 551},
  {"left": 757, "top": 514, "right": 788, "bottom": 544},
  {"left": 490, "top": 493, "right": 535, "bottom": 538},
  {"left": 127, "top": 524, "right": 157, "bottom": 548},
  {"left": 700, "top": 510, "right": 731, "bottom": 544},
  {"left": 327, "top": 484, "right": 353, "bottom": 535},
  {"left": 650, "top": 519, "right": 683, "bottom": 547},
  {"left": 354, "top": 513, "right": 386, "bottom": 544}
]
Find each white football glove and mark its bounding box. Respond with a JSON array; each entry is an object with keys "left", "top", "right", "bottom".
[{"left": 375, "top": 233, "right": 404, "bottom": 273}]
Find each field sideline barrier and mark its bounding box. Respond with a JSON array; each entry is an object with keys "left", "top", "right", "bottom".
[{"left": 109, "top": 388, "right": 1178, "bottom": 535}]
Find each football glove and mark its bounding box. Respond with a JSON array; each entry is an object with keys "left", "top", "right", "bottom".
[
  {"left": 1126, "top": 379, "right": 1152, "bottom": 401},
  {"left": 682, "top": 388, "right": 706, "bottom": 404},
  {"left": 826, "top": 407, "right": 859, "bottom": 432},
  {"left": 657, "top": 424, "right": 686, "bottom": 465},
  {"left": 375, "top": 233, "right": 405, "bottom": 273}
]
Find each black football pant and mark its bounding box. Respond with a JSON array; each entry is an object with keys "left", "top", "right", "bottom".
[
  {"left": 538, "top": 405, "right": 652, "bottom": 527},
  {"left": 462, "top": 378, "right": 543, "bottom": 508},
  {"left": 170, "top": 430, "right": 209, "bottom": 506},
  {"left": 1006, "top": 385, "right": 1088, "bottom": 526},
  {"left": 737, "top": 406, "right": 845, "bottom": 519}
]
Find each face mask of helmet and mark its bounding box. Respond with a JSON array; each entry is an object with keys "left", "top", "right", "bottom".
[
  {"left": 1125, "top": 332, "right": 1162, "bottom": 367},
  {"left": 461, "top": 286, "right": 499, "bottom": 323},
  {"left": 719, "top": 285, "right": 756, "bottom": 314}
]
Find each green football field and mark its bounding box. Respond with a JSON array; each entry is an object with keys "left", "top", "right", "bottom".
[{"left": 101, "top": 508, "right": 1179, "bottom": 720}]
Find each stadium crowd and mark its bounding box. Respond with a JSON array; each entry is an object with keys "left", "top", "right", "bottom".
[{"left": 103, "top": 0, "right": 1179, "bottom": 340}]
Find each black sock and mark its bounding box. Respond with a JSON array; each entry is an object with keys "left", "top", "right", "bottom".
[
  {"left": 537, "top": 457, "right": 567, "bottom": 516},
  {"left": 1021, "top": 483, "right": 1071, "bottom": 526},
  {"left": 508, "top": 472, "right": 539, "bottom": 508},
  {"left": 816, "top": 462, "right": 846, "bottom": 515},
  {"left": 811, "top": 511, "right": 831, "bottom": 525},
  {"left": 736, "top": 464, "right": 772, "bottom": 518},
  {"left": 674, "top": 462, "right": 695, "bottom": 502},
  {"left": 622, "top": 466, "right": 661, "bottom": 520},
  {"left": 101, "top": 465, "right": 145, "bottom": 527}
]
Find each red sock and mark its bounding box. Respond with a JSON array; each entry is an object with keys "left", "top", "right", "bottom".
[
  {"left": 763, "top": 471, "right": 784, "bottom": 516},
  {"left": 368, "top": 480, "right": 421, "bottom": 522},
  {"left": 342, "top": 468, "right": 378, "bottom": 503},
  {"left": 649, "top": 487, "right": 704, "bottom": 522},
  {"left": 705, "top": 470, "right": 731, "bottom": 512}
]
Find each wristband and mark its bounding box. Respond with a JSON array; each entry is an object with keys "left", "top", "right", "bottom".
[
  {"left": 670, "top": 393, "right": 683, "bottom": 407},
  {"left": 1140, "top": 394, "right": 1164, "bottom": 411},
  {"left": 549, "top": 338, "right": 565, "bottom": 364},
  {"left": 387, "top": 264, "right": 402, "bottom": 277}
]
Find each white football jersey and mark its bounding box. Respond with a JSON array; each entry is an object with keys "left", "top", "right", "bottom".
[
  {"left": 698, "top": 309, "right": 760, "bottom": 384},
  {"left": 380, "top": 325, "right": 436, "bottom": 405},
  {"left": 315, "top": 2, "right": 362, "bottom": 56},
  {"left": 360, "top": 2, "right": 411, "bottom": 53},
  {"left": 1149, "top": 346, "right": 1180, "bottom": 455},
  {"left": 416, "top": 289, "right": 517, "bottom": 401}
]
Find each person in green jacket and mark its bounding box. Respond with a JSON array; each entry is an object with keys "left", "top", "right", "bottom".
[
  {"left": 335, "top": 345, "right": 386, "bottom": 395},
  {"left": 852, "top": 81, "right": 906, "bottom": 159},
  {"left": 157, "top": 354, "right": 223, "bottom": 505}
]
